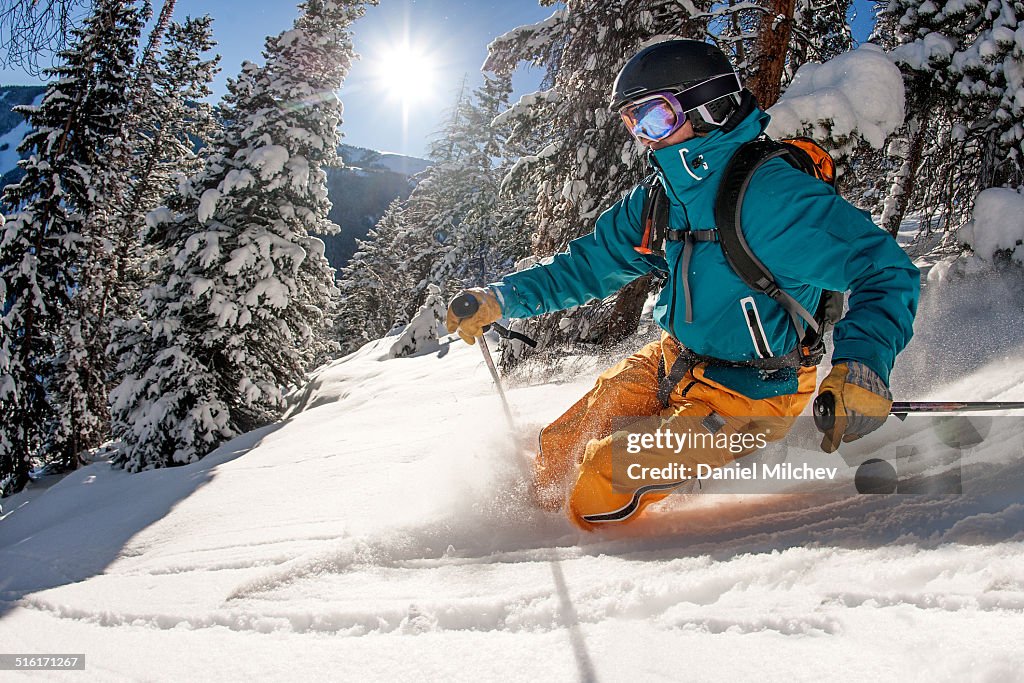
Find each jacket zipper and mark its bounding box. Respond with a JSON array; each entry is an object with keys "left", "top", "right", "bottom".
[{"left": 740, "top": 296, "right": 774, "bottom": 358}]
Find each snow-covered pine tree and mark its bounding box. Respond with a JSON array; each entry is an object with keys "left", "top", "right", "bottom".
[
  {"left": 946, "top": 0, "right": 1024, "bottom": 190},
  {"left": 147, "top": 60, "right": 261, "bottom": 253},
  {"left": 877, "top": 0, "right": 960, "bottom": 235},
  {"left": 455, "top": 73, "right": 536, "bottom": 322},
  {"left": 86, "top": 15, "right": 220, "bottom": 460},
  {"left": 387, "top": 283, "right": 446, "bottom": 359},
  {"left": 742, "top": 0, "right": 853, "bottom": 107},
  {"left": 0, "top": 0, "right": 144, "bottom": 492},
  {"left": 879, "top": 0, "right": 1023, "bottom": 236},
  {"left": 335, "top": 200, "right": 408, "bottom": 352},
  {"left": 46, "top": 0, "right": 148, "bottom": 470},
  {"left": 109, "top": 0, "right": 370, "bottom": 472}
]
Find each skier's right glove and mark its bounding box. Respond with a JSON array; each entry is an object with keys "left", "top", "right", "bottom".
[{"left": 445, "top": 287, "right": 503, "bottom": 345}]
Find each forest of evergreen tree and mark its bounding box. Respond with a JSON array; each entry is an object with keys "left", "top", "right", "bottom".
[{"left": 1, "top": 0, "right": 1021, "bottom": 494}]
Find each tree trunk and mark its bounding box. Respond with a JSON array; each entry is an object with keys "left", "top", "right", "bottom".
[
  {"left": 748, "top": 0, "right": 796, "bottom": 108},
  {"left": 882, "top": 125, "right": 927, "bottom": 237}
]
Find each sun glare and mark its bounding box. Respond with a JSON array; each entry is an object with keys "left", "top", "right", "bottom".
[{"left": 374, "top": 43, "right": 437, "bottom": 105}]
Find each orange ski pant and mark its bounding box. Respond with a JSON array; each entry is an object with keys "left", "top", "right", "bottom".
[{"left": 534, "top": 334, "right": 816, "bottom": 531}]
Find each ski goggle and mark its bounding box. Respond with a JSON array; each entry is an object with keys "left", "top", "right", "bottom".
[
  {"left": 618, "top": 91, "right": 688, "bottom": 142},
  {"left": 617, "top": 73, "right": 744, "bottom": 141}
]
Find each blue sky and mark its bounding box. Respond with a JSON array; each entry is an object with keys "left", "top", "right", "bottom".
[{"left": 0, "top": 0, "right": 876, "bottom": 159}]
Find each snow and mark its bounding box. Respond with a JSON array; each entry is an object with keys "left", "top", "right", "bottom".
[
  {"left": 0, "top": 118, "right": 31, "bottom": 174},
  {"left": 244, "top": 277, "right": 291, "bottom": 309},
  {"left": 492, "top": 89, "right": 561, "bottom": 128},
  {"left": 957, "top": 187, "right": 1024, "bottom": 264},
  {"left": 277, "top": 28, "right": 304, "bottom": 48},
  {"left": 486, "top": 8, "right": 566, "bottom": 59},
  {"left": 221, "top": 168, "right": 255, "bottom": 194},
  {"left": 145, "top": 206, "right": 175, "bottom": 230},
  {"left": 501, "top": 155, "right": 541, "bottom": 190},
  {"left": 2, "top": 266, "right": 1024, "bottom": 678},
  {"left": 890, "top": 31, "right": 957, "bottom": 70},
  {"left": 286, "top": 155, "right": 311, "bottom": 193},
  {"left": 371, "top": 152, "right": 432, "bottom": 176},
  {"left": 766, "top": 44, "right": 906, "bottom": 150},
  {"left": 197, "top": 188, "right": 220, "bottom": 224},
  {"left": 247, "top": 144, "right": 289, "bottom": 180},
  {"left": 561, "top": 178, "right": 588, "bottom": 203}
]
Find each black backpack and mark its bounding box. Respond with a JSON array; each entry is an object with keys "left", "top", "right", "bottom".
[{"left": 636, "top": 136, "right": 845, "bottom": 367}]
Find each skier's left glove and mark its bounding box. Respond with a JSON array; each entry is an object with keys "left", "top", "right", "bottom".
[
  {"left": 817, "top": 361, "right": 893, "bottom": 452},
  {"left": 445, "top": 287, "right": 503, "bottom": 345}
]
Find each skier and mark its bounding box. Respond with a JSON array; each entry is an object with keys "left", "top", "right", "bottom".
[{"left": 447, "top": 40, "right": 919, "bottom": 530}]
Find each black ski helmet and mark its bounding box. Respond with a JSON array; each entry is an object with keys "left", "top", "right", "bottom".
[{"left": 610, "top": 39, "right": 745, "bottom": 133}]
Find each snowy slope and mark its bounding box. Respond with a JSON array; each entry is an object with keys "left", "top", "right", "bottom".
[
  {"left": 1, "top": 277, "right": 1024, "bottom": 681},
  {"left": 0, "top": 88, "right": 45, "bottom": 184},
  {"left": 0, "top": 115, "right": 31, "bottom": 176}
]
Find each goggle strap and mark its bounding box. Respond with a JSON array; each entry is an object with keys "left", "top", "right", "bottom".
[
  {"left": 673, "top": 72, "right": 742, "bottom": 112},
  {"left": 695, "top": 102, "right": 729, "bottom": 127}
]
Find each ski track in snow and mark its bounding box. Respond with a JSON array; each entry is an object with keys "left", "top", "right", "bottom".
[{"left": 1, "top": 280, "right": 1024, "bottom": 680}]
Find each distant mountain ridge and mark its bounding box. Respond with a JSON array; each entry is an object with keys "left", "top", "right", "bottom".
[
  {"left": 0, "top": 84, "right": 430, "bottom": 269},
  {"left": 338, "top": 143, "right": 431, "bottom": 176}
]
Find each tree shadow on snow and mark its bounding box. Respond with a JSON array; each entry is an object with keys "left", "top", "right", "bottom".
[{"left": 0, "top": 422, "right": 285, "bottom": 621}]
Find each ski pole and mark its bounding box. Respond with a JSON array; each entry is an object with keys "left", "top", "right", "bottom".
[
  {"left": 451, "top": 293, "right": 517, "bottom": 430},
  {"left": 813, "top": 393, "right": 1024, "bottom": 433},
  {"left": 889, "top": 400, "right": 1024, "bottom": 416}
]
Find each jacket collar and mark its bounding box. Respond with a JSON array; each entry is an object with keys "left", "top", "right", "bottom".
[{"left": 649, "top": 108, "right": 771, "bottom": 205}]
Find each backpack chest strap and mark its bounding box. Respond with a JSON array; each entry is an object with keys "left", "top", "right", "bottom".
[{"left": 666, "top": 228, "right": 719, "bottom": 243}]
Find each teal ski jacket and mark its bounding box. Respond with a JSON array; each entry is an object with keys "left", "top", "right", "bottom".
[{"left": 491, "top": 109, "right": 919, "bottom": 399}]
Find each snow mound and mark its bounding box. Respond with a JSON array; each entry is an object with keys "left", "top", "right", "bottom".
[
  {"left": 767, "top": 44, "right": 905, "bottom": 150},
  {"left": 957, "top": 187, "right": 1024, "bottom": 264}
]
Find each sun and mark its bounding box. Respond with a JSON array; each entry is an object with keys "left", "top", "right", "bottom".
[{"left": 373, "top": 42, "right": 437, "bottom": 106}]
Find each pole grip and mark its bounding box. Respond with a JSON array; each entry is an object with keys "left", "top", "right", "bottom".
[
  {"left": 813, "top": 392, "right": 836, "bottom": 433},
  {"left": 450, "top": 292, "right": 479, "bottom": 319}
]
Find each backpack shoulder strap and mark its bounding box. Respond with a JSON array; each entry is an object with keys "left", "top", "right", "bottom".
[
  {"left": 714, "top": 138, "right": 821, "bottom": 335},
  {"left": 634, "top": 173, "right": 670, "bottom": 256}
]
